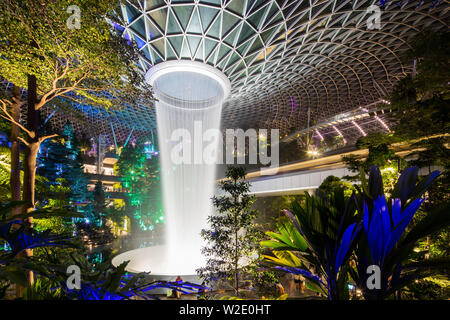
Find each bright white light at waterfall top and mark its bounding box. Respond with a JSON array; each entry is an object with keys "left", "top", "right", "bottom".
[{"left": 145, "top": 60, "right": 231, "bottom": 109}]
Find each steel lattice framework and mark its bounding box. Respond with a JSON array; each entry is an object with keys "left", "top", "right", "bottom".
[
  {"left": 116, "top": 0, "right": 448, "bottom": 145},
  {"left": 5, "top": 0, "right": 448, "bottom": 147}
]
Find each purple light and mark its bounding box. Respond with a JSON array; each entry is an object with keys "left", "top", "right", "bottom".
[
  {"left": 315, "top": 130, "right": 324, "bottom": 141},
  {"left": 352, "top": 121, "right": 367, "bottom": 137},
  {"left": 333, "top": 125, "right": 347, "bottom": 144},
  {"left": 290, "top": 96, "right": 294, "bottom": 113},
  {"left": 375, "top": 116, "right": 391, "bottom": 132}
]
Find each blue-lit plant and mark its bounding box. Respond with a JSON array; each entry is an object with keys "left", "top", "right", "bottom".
[
  {"left": 63, "top": 261, "right": 207, "bottom": 300},
  {"left": 261, "top": 166, "right": 449, "bottom": 300},
  {"left": 351, "top": 166, "right": 449, "bottom": 300},
  {"left": 0, "top": 201, "right": 81, "bottom": 298},
  {"left": 261, "top": 188, "right": 361, "bottom": 300},
  {"left": 0, "top": 202, "right": 77, "bottom": 258},
  {"left": 0, "top": 202, "right": 208, "bottom": 300}
]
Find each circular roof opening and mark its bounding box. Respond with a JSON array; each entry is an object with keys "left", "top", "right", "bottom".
[{"left": 146, "top": 61, "right": 231, "bottom": 110}]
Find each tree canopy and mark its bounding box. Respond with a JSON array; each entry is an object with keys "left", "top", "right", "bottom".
[
  {"left": 0, "top": 0, "right": 152, "bottom": 110},
  {"left": 390, "top": 31, "right": 449, "bottom": 139}
]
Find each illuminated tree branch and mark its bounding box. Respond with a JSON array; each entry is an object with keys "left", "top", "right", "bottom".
[{"left": 0, "top": 99, "right": 35, "bottom": 138}]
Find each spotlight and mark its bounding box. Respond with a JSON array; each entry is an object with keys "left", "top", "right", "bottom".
[{"left": 307, "top": 150, "right": 319, "bottom": 157}]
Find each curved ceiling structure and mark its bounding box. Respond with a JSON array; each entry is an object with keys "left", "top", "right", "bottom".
[{"left": 33, "top": 0, "right": 450, "bottom": 146}]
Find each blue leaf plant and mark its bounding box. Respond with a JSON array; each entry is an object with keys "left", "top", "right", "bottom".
[
  {"left": 0, "top": 202, "right": 210, "bottom": 300},
  {"left": 64, "top": 271, "right": 208, "bottom": 300},
  {"left": 351, "top": 166, "right": 445, "bottom": 300},
  {"left": 362, "top": 195, "right": 423, "bottom": 267},
  {"left": 261, "top": 188, "right": 362, "bottom": 300},
  {"left": 261, "top": 166, "right": 446, "bottom": 300}
]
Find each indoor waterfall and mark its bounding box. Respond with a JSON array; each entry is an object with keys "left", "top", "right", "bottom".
[{"left": 112, "top": 61, "right": 231, "bottom": 277}]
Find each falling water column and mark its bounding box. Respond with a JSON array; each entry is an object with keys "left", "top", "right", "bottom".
[
  {"left": 149, "top": 61, "right": 231, "bottom": 275},
  {"left": 111, "top": 61, "right": 230, "bottom": 276}
]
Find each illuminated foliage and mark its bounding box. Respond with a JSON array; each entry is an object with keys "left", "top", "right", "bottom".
[
  {"left": 0, "top": 0, "right": 152, "bottom": 110},
  {"left": 0, "top": 146, "right": 11, "bottom": 202},
  {"left": 318, "top": 175, "right": 354, "bottom": 198},
  {"left": 262, "top": 166, "right": 448, "bottom": 300},
  {"left": 342, "top": 133, "right": 405, "bottom": 194},
  {"left": 35, "top": 122, "right": 90, "bottom": 232},
  {"left": 262, "top": 189, "right": 360, "bottom": 300},
  {"left": 116, "top": 142, "right": 163, "bottom": 231},
  {"left": 343, "top": 31, "right": 450, "bottom": 298}
]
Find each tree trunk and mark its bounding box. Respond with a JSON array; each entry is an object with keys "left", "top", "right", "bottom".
[
  {"left": 21, "top": 74, "right": 40, "bottom": 289},
  {"left": 234, "top": 187, "right": 239, "bottom": 296},
  {"left": 10, "top": 85, "right": 23, "bottom": 298},
  {"left": 425, "top": 166, "right": 432, "bottom": 260},
  {"left": 23, "top": 142, "right": 39, "bottom": 211},
  {"left": 10, "top": 85, "right": 22, "bottom": 211},
  {"left": 24, "top": 74, "right": 39, "bottom": 206},
  {"left": 426, "top": 236, "right": 431, "bottom": 259},
  {"left": 235, "top": 228, "right": 238, "bottom": 296}
]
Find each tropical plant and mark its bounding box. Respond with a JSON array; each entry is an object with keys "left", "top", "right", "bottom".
[
  {"left": 261, "top": 188, "right": 360, "bottom": 300},
  {"left": 24, "top": 278, "right": 66, "bottom": 300},
  {"left": 390, "top": 31, "right": 449, "bottom": 140},
  {"left": 261, "top": 166, "right": 449, "bottom": 300},
  {"left": 19, "top": 245, "right": 208, "bottom": 300},
  {"left": 342, "top": 133, "right": 404, "bottom": 192},
  {"left": 219, "top": 293, "right": 288, "bottom": 300},
  {"left": 60, "top": 258, "right": 206, "bottom": 300},
  {"left": 0, "top": 146, "right": 11, "bottom": 202},
  {"left": 0, "top": 202, "right": 77, "bottom": 256},
  {"left": 0, "top": 201, "right": 80, "bottom": 297},
  {"left": 0, "top": 202, "right": 207, "bottom": 300},
  {"left": 386, "top": 30, "right": 450, "bottom": 298},
  {"left": 318, "top": 175, "right": 354, "bottom": 197},
  {"left": 350, "top": 166, "right": 449, "bottom": 300}
]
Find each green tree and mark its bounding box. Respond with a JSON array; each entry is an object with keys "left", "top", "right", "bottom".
[
  {"left": 0, "top": 146, "right": 12, "bottom": 202},
  {"left": 116, "top": 142, "right": 162, "bottom": 232},
  {"left": 0, "top": 1, "right": 151, "bottom": 290},
  {"left": 342, "top": 133, "right": 404, "bottom": 193},
  {"left": 37, "top": 137, "right": 69, "bottom": 187},
  {"left": 34, "top": 122, "right": 89, "bottom": 234},
  {"left": 318, "top": 175, "right": 354, "bottom": 197},
  {"left": 60, "top": 122, "right": 90, "bottom": 208},
  {"left": 0, "top": 0, "right": 152, "bottom": 218},
  {"left": 389, "top": 29, "right": 449, "bottom": 209},
  {"left": 390, "top": 31, "right": 449, "bottom": 140},
  {"left": 198, "top": 166, "right": 260, "bottom": 296},
  {"left": 253, "top": 195, "right": 303, "bottom": 232}
]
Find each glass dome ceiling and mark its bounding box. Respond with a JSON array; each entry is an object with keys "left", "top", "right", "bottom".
[
  {"left": 122, "top": 0, "right": 287, "bottom": 84},
  {"left": 29, "top": 0, "right": 449, "bottom": 146}
]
